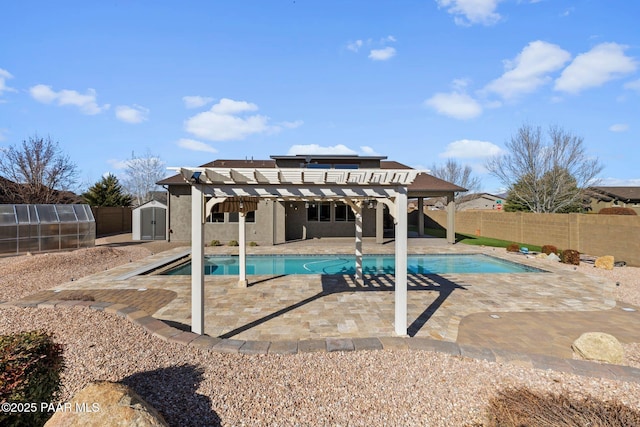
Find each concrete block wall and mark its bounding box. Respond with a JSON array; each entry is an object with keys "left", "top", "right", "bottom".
[{"left": 426, "top": 210, "right": 640, "bottom": 266}]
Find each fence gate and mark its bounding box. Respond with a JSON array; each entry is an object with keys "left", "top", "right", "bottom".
[{"left": 140, "top": 207, "right": 166, "bottom": 240}]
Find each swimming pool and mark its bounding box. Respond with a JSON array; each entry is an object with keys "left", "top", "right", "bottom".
[{"left": 163, "top": 253, "right": 544, "bottom": 275}]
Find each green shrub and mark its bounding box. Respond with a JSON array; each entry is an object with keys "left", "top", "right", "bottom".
[
  {"left": 248, "top": 241, "right": 258, "bottom": 247},
  {"left": 210, "top": 239, "right": 221, "bottom": 247},
  {"left": 506, "top": 243, "right": 520, "bottom": 253},
  {"left": 541, "top": 245, "right": 558, "bottom": 255},
  {"left": 599, "top": 207, "right": 637, "bottom": 215},
  {"left": 482, "top": 387, "right": 640, "bottom": 427},
  {"left": 561, "top": 249, "right": 580, "bottom": 265},
  {"left": 228, "top": 240, "right": 239, "bottom": 246},
  {"left": 0, "top": 331, "right": 64, "bottom": 427}
]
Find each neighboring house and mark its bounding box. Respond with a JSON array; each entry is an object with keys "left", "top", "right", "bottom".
[
  {"left": 157, "top": 154, "right": 465, "bottom": 245},
  {"left": 419, "top": 193, "right": 503, "bottom": 211},
  {"left": 456, "top": 193, "right": 505, "bottom": 211},
  {"left": 586, "top": 186, "right": 640, "bottom": 214},
  {"left": 0, "top": 175, "right": 83, "bottom": 204}
]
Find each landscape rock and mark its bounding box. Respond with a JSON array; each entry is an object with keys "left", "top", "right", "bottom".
[
  {"left": 571, "top": 332, "right": 625, "bottom": 364},
  {"left": 45, "top": 381, "right": 168, "bottom": 427},
  {"left": 595, "top": 255, "right": 615, "bottom": 270},
  {"left": 546, "top": 253, "right": 561, "bottom": 262},
  {"left": 535, "top": 253, "right": 548, "bottom": 259}
]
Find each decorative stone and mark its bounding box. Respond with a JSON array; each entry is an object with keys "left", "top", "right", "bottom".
[
  {"left": 535, "top": 253, "right": 548, "bottom": 259},
  {"left": 571, "top": 332, "right": 624, "bottom": 364},
  {"left": 546, "top": 253, "right": 561, "bottom": 262},
  {"left": 45, "top": 381, "right": 168, "bottom": 427},
  {"left": 595, "top": 255, "right": 615, "bottom": 270}
]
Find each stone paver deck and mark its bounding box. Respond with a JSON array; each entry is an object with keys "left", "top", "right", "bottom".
[{"left": 7, "top": 236, "right": 640, "bottom": 381}]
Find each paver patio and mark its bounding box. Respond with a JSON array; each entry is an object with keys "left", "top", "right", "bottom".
[{"left": 26, "top": 236, "right": 637, "bottom": 360}]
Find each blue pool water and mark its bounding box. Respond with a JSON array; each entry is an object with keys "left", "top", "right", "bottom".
[{"left": 163, "top": 253, "right": 544, "bottom": 275}]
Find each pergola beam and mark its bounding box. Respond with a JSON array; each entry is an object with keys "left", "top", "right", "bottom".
[{"left": 170, "top": 167, "right": 423, "bottom": 337}]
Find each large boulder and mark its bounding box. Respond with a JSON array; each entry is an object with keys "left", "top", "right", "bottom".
[
  {"left": 571, "top": 332, "right": 625, "bottom": 364},
  {"left": 45, "top": 381, "right": 168, "bottom": 427},
  {"left": 595, "top": 255, "right": 615, "bottom": 270}
]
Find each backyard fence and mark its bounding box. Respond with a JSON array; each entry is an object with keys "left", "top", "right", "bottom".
[
  {"left": 424, "top": 210, "right": 640, "bottom": 267},
  {"left": 91, "top": 206, "right": 132, "bottom": 237}
]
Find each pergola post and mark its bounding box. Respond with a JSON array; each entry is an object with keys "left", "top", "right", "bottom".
[
  {"left": 238, "top": 212, "right": 248, "bottom": 287},
  {"left": 354, "top": 201, "right": 363, "bottom": 281},
  {"left": 191, "top": 184, "right": 205, "bottom": 335},
  {"left": 446, "top": 192, "right": 456, "bottom": 244},
  {"left": 394, "top": 186, "right": 408, "bottom": 336},
  {"left": 417, "top": 197, "right": 424, "bottom": 236},
  {"left": 376, "top": 201, "right": 384, "bottom": 244}
]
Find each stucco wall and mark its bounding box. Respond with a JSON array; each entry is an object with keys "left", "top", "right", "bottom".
[
  {"left": 167, "top": 189, "right": 378, "bottom": 244},
  {"left": 167, "top": 187, "right": 276, "bottom": 245},
  {"left": 425, "top": 210, "right": 640, "bottom": 266}
]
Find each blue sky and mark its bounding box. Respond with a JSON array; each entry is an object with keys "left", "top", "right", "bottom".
[{"left": 1, "top": 0, "right": 638, "bottom": 193}]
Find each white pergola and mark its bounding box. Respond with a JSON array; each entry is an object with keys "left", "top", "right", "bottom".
[{"left": 169, "top": 166, "right": 424, "bottom": 336}]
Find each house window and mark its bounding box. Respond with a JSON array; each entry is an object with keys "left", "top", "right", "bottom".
[
  {"left": 335, "top": 202, "right": 355, "bottom": 222},
  {"left": 206, "top": 212, "right": 224, "bottom": 223},
  {"left": 228, "top": 211, "right": 256, "bottom": 223},
  {"left": 307, "top": 202, "right": 330, "bottom": 222}
]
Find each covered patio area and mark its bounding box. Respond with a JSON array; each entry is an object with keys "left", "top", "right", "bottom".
[{"left": 171, "top": 166, "right": 433, "bottom": 336}]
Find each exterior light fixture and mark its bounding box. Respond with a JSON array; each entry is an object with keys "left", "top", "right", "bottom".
[
  {"left": 368, "top": 200, "right": 376, "bottom": 209},
  {"left": 305, "top": 202, "right": 309, "bottom": 209},
  {"left": 239, "top": 201, "right": 244, "bottom": 210}
]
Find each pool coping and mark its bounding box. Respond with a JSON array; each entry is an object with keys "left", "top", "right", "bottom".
[{"left": 3, "top": 298, "right": 640, "bottom": 383}]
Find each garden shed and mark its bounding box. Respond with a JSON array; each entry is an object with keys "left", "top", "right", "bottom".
[
  {"left": 132, "top": 200, "right": 167, "bottom": 241},
  {"left": 0, "top": 204, "right": 95, "bottom": 256}
]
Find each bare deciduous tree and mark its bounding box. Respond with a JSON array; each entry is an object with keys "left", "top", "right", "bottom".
[
  {"left": 0, "top": 134, "right": 79, "bottom": 204},
  {"left": 122, "top": 149, "right": 166, "bottom": 206},
  {"left": 486, "top": 124, "right": 603, "bottom": 213},
  {"left": 430, "top": 158, "right": 481, "bottom": 196}
]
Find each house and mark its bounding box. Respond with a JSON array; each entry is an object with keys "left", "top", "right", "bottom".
[
  {"left": 456, "top": 193, "right": 505, "bottom": 211},
  {"left": 157, "top": 154, "right": 466, "bottom": 245},
  {"left": 586, "top": 186, "right": 640, "bottom": 214}
]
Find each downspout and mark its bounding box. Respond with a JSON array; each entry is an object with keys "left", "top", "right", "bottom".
[{"left": 162, "top": 185, "right": 171, "bottom": 242}]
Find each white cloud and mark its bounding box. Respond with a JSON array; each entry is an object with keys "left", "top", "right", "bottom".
[
  {"left": 115, "top": 104, "right": 149, "bottom": 124},
  {"left": 177, "top": 138, "right": 218, "bottom": 153},
  {"left": 184, "top": 98, "right": 276, "bottom": 141},
  {"left": 624, "top": 79, "right": 640, "bottom": 92},
  {"left": 29, "top": 84, "right": 108, "bottom": 115},
  {"left": 360, "top": 146, "right": 381, "bottom": 156},
  {"left": 0, "top": 68, "right": 16, "bottom": 97},
  {"left": 599, "top": 177, "right": 640, "bottom": 186},
  {"left": 609, "top": 123, "right": 629, "bottom": 132},
  {"left": 436, "top": 0, "right": 504, "bottom": 26},
  {"left": 555, "top": 43, "right": 638, "bottom": 94},
  {"left": 369, "top": 47, "right": 396, "bottom": 61},
  {"left": 483, "top": 41, "right": 571, "bottom": 100},
  {"left": 106, "top": 158, "right": 129, "bottom": 170},
  {"left": 211, "top": 98, "right": 259, "bottom": 114},
  {"left": 439, "top": 139, "right": 503, "bottom": 158},
  {"left": 183, "top": 95, "right": 214, "bottom": 109},
  {"left": 287, "top": 144, "right": 358, "bottom": 155},
  {"left": 347, "top": 40, "right": 363, "bottom": 52},
  {"left": 278, "top": 120, "right": 304, "bottom": 129},
  {"left": 425, "top": 91, "right": 482, "bottom": 120}
]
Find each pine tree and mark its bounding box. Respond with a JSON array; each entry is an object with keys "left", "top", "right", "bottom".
[{"left": 82, "top": 174, "right": 132, "bottom": 207}]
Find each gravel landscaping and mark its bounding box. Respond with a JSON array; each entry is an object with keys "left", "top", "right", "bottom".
[{"left": 2, "top": 240, "right": 640, "bottom": 426}]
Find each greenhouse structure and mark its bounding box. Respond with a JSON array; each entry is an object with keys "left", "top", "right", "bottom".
[{"left": 0, "top": 204, "right": 95, "bottom": 256}]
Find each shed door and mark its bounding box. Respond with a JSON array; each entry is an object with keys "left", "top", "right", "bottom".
[{"left": 140, "top": 207, "right": 166, "bottom": 240}]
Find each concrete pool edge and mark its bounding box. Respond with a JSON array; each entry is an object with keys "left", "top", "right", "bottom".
[{"left": 3, "top": 298, "right": 640, "bottom": 383}]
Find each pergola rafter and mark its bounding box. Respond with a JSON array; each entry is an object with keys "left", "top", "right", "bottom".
[{"left": 169, "top": 166, "right": 423, "bottom": 337}]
